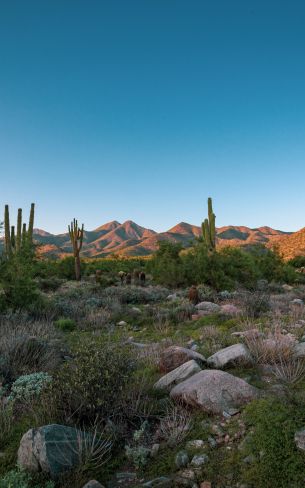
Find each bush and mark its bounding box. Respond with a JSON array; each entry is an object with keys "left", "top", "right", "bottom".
[
  {"left": 8, "top": 372, "right": 52, "bottom": 403},
  {"left": 148, "top": 242, "right": 186, "bottom": 288},
  {"left": 0, "top": 469, "right": 54, "bottom": 488},
  {"left": 0, "top": 253, "right": 42, "bottom": 312},
  {"left": 49, "top": 339, "right": 134, "bottom": 423},
  {"left": 54, "top": 318, "right": 76, "bottom": 332},
  {"left": 241, "top": 398, "right": 305, "bottom": 488}
]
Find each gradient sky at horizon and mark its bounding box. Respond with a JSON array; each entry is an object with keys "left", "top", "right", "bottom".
[{"left": 1, "top": 0, "right": 305, "bottom": 233}]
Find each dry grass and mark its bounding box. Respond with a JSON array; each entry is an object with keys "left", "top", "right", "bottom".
[{"left": 156, "top": 402, "right": 192, "bottom": 447}]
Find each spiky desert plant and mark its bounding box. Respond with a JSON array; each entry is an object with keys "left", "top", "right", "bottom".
[
  {"left": 28, "top": 203, "right": 35, "bottom": 241},
  {"left": 68, "top": 218, "right": 84, "bottom": 281},
  {"left": 3, "top": 204, "right": 35, "bottom": 257},
  {"left": 16, "top": 208, "right": 22, "bottom": 252},
  {"left": 201, "top": 197, "right": 216, "bottom": 251},
  {"left": 4, "top": 204, "right": 12, "bottom": 257}
]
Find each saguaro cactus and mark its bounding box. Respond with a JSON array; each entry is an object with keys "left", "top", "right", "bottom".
[
  {"left": 68, "top": 218, "right": 84, "bottom": 281},
  {"left": 4, "top": 204, "right": 11, "bottom": 257},
  {"left": 16, "top": 208, "right": 22, "bottom": 252},
  {"left": 201, "top": 197, "right": 216, "bottom": 251},
  {"left": 28, "top": 203, "right": 35, "bottom": 241},
  {"left": 3, "top": 204, "right": 35, "bottom": 257}
]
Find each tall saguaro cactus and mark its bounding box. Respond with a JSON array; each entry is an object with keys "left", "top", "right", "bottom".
[
  {"left": 4, "top": 204, "right": 12, "bottom": 257},
  {"left": 28, "top": 203, "right": 35, "bottom": 241},
  {"left": 68, "top": 218, "right": 84, "bottom": 281},
  {"left": 201, "top": 197, "right": 216, "bottom": 251},
  {"left": 3, "top": 204, "right": 35, "bottom": 257}
]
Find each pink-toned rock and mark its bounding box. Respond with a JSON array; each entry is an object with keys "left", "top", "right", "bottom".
[
  {"left": 220, "top": 304, "right": 241, "bottom": 316},
  {"left": 200, "top": 482, "right": 212, "bottom": 488},
  {"left": 170, "top": 370, "right": 259, "bottom": 414},
  {"left": 159, "top": 346, "right": 206, "bottom": 373}
]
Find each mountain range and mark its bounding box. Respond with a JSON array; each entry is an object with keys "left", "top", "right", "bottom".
[{"left": 25, "top": 220, "right": 304, "bottom": 260}]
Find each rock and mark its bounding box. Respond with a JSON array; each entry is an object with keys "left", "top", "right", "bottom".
[
  {"left": 175, "top": 450, "right": 190, "bottom": 468},
  {"left": 117, "top": 321, "right": 127, "bottom": 326},
  {"left": 295, "top": 428, "right": 305, "bottom": 450},
  {"left": 186, "top": 440, "right": 205, "bottom": 449},
  {"left": 291, "top": 298, "right": 304, "bottom": 306},
  {"left": 191, "top": 454, "right": 209, "bottom": 466},
  {"left": 283, "top": 284, "right": 293, "bottom": 291},
  {"left": 207, "top": 344, "right": 252, "bottom": 369},
  {"left": 167, "top": 293, "right": 177, "bottom": 301},
  {"left": 294, "top": 342, "right": 305, "bottom": 358},
  {"left": 154, "top": 360, "right": 202, "bottom": 390},
  {"left": 141, "top": 477, "right": 172, "bottom": 487},
  {"left": 131, "top": 307, "right": 141, "bottom": 313},
  {"left": 82, "top": 482, "right": 105, "bottom": 488},
  {"left": 200, "top": 483, "right": 212, "bottom": 488},
  {"left": 159, "top": 346, "right": 206, "bottom": 373},
  {"left": 151, "top": 443, "right": 160, "bottom": 457},
  {"left": 231, "top": 329, "right": 263, "bottom": 339},
  {"left": 220, "top": 304, "right": 241, "bottom": 316},
  {"left": 195, "top": 302, "right": 221, "bottom": 314},
  {"left": 207, "top": 436, "right": 217, "bottom": 448},
  {"left": 170, "top": 370, "right": 259, "bottom": 415},
  {"left": 116, "top": 472, "right": 137, "bottom": 482},
  {"left": 18, "top": 424, "right": 101, "bottom": 478}
]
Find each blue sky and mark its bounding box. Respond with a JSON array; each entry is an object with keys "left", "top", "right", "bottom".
[{"left": 1, "top": 1, "right": 305, "bottom": 233}]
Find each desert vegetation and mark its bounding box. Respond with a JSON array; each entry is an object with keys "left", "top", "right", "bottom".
[{"left": 1, "top": 201, "right": 305, "bottom": 487}]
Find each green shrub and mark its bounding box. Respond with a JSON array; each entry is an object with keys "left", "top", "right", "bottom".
[
  {"left": 8, "top": 372, "right": 52, "bottom": 403},
  {"left": 49, "top": 339, "right": 134, "bottom": 423},
  {"left": 241, "top": 398, "right": 305, "bottom": 488},
  {"left": 0, "top": 254, "right": 42, "bottom": 312},
  {"left": 0, "top": 469, "right": 54, "bottom": 488},
  {"left": 54, "top": 318, "right": 76, "bottom": 332}
]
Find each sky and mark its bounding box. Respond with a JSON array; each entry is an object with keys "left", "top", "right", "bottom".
[{"left": 1, "top": 0, "right": 305, "bottom": 233}]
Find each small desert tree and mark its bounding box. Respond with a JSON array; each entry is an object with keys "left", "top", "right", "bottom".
[{"left": 68, "top": 218, "right": 84, "bottom": 281}]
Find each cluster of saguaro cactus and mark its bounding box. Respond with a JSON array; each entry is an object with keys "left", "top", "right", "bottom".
[
  {"left": 4, "top": 203, "right": 35, "bottom": 257},
  {"left": 68, "top": 218, "right": 84, "bottom": 281},
  {"left": 202, "top": 197, "right": 216, "bottom": 251}
]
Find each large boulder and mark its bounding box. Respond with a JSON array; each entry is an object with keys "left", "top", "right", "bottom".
[
  {"left": 154, "top": 360, "right": 201, "bottom": 390},
  {"left": 170, "top": 370, "right": 259, "bottom": 414},
  {"left": 159, "top": 346, "right": 206, "bottom": 373},
  {"left": 18, "top": 424, "right": 106, "bottom": 478},
  {"left": 195, "top": 301, "right": 221, "bottom": 314},
  {"left": 207, "top": 344, "right": 252, "bottom": 369}
]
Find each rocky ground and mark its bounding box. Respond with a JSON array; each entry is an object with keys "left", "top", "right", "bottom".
[{"left": 2, "top": 278, "right": 305, "bottom": 487}]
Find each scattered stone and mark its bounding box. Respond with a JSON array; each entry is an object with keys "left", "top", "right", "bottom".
[
  {"left": 167, "top": 293, "right": 177, "bottom": 301},
  {"left": 175, "top": 450, "right": 190, "bottom": 468},
  {"left": 231, "top": 329, "right": 263, "bottom": 339},
  {"left": 117, "top": 320, "right": 127, "bottom": 326},
  {"left": 220, "top": 304, "right": 241, "bottom": 316},
  {"left": 283, "top": 284, "right": 293, "bottom": 291},
  {"left": 154, "top": 360, "right": 202, "bottom": 390},
  {"left": 207, "top": 344, "right": 252, "bottom": 369},
  {"left": 207, "top": 436, "right": 217, "bottom": 448},
  {"left": 243, "top": 454, "right": 255, "bottom": 464},
  {"left": 191, "top": 454, "right": 209, "bottom": 466},
  {"left": 131, "top": 307, "right": 141, "bottom": 313},
  {"left": 151, "top": 443, "right": 160, "bottom": 457},
  {"left": 82, "top": 482, "right": 105, "bottom": 488},
  {"left": 116, "top": 472, "right": 137, "bottom": 482},
  {"left": 186, "top": 440, "right": 205, "bottom": 449},
  {"left": 200, "top": 483, "right": 212, "bottom": 488},
  {"left": 195, "top": 302, "right": 221, "bottom": 314},
  {"left": 291, "top": 298, "right": 304, "bottom": 306},
  {"left": 295, "top": 428, "right": 305, "bottom": 450},
  {"left": 170, "top": 370, "right": 259, "bottom": 415},
  {"left": 222, "top": 407, "right": 240, "bottom": 417},
  {"left": 294, "top": 343, "right": 305, "bottom": 358},
  {"left": 141, "top": 477, "right": 172, "bottom": 487},
  {"left": 159, "top": 346, "right": 206, "bottom": 373}
]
